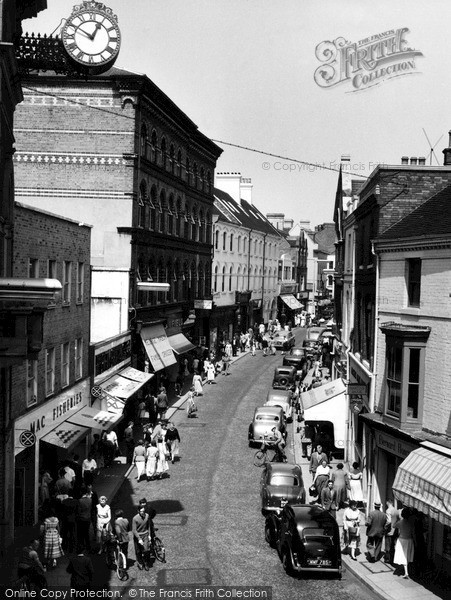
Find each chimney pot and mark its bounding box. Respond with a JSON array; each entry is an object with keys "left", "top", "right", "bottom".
[
  {"left": 401, "top": 156, "right": 409, "bottom": 165},
  {"left": 418, "top": 157, "right": 426, "bottom": 166},
  {"left": 410, "top": 157, "right": 418, "bottom": 165}
]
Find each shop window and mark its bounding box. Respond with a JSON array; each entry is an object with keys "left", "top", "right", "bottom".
[
  {"left": 45, "top": 347, "right": 55, "bottom": 396},
  {"left": 74, "top": 337, "right": 83, "bottom": 381},
  {"left": 406, "top": 258, "right": 421, "bottom": 307},
  {"left": 61, "top": 342, "right": 70, "bottom": 388},
  {"left": 26, "top": 360, "right": 38, "bottom": 407}
]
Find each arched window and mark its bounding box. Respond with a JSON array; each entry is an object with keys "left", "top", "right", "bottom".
[
  {"left": 229, "top": 266, "right": 233, "bottom": 291},
  {"left": 223, "top": 231, "right": 227, "bottom": 250},
  {"left": 150, "top": 186, "right": 157, "bottom": 230},
  {"left": 253, "top": 266, "right": 258, "bottom": 290},
  {"left": 151, "top": 130, "right": 158, "bottom": 163},
  {"left": 138, "top": 180, "right": 146, "bottom": 227},
  {"left": 184, "top": 204, "right": 190, "bottom": 238},
  {"left": 237, "top": 236, "right": 241, "bottom": 253},
  {"left": 214, "top": 265, "right": 218, "bottom": 292},
  {"left": 200, "top": 167, "right": 205, "bottom": 191},
  {"left": 254, "top": 239, "right": 258, "bottom": 255},
  {"left": 215, "top": 229, "right": 219, "bottom": 250},
  {"left": 243, "top": 237, "right": 247, "bottom": 254},
  {"left": 199, "top": 209, "right": 205, "bottom": 242},
  {"left": 176, "top": 197, "right": 182, "bottom": 236},
  {"left": 140, "top": 124, "right": 147, "bottom": 158},
  {"left": 186, "top": 158, "right": 191, "bottom": 185},
  {"left": 207, "top": 171, "right": 212, "bottom": 194},
  {"left": 237, "top": 267, "right": 241, "bottom": 291},
  {"left": 221, "top": 266, "right": 226, "bottom": 292},
  {"left": 168, "top": 194, "right": 175, "bottom": 234},
  {"left": 191, "top": 207, "right": 198, "bottom": 241},
  {"left": 169, "top": 144, "right": 175, "bottom": 174},
  {"left": 161, "top": 137, "right": 167, "bottom": 169},
  {"left": 206, "top": 212, "right": 212, "bottom": 244},
  {"left": 193, "top": 163, "right": 198, "bottom": 189},
  {"left": 183, "top": 262, "right": 189, "bottom": 299},
  {"left": 259, "top": 240, "right": 263, "bottom": 255},
  {"left": 177, "top": 149, "right": 182, "bottom": 177},
  {"left": 159, "top": 190, "right": 166, "bottom": 233},
  {"left": 229, "top": 234, "right": 234, "bottom": 252}
]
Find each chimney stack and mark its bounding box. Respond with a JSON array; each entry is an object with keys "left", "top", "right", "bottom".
[
  {"left": 401, "top": 156, "right": 409, "bottom": 165},
  {"left": 215, "top": 172, "right": 242, "bottom": 203},
  {"left": 240, "top": 177, "right": 253, "bottom": 205},
  {"left": 410, "top": 157, "right": 418, "bottom": 165},
  {"left": 418, "top": 157, "right": 426, "bottom": 166},
  {"left": 443, "top": 130, "right": 451, "bottom": 165}
]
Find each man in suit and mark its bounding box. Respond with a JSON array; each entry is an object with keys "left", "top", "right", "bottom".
[
  {"left": 66, "top": 545, "right": 94, "bottom": 590},
  {"left": 320, "top": 480, "right": 337, "bottom": 518},
  {"left": 384, "top": 498, "right": 399, "bottom": 564},
  {"left": 366, "top": 502, "right": 387, "bottom": 562},
  {"left": 309, "top": 444, "right": 328, "bottom": 477}
]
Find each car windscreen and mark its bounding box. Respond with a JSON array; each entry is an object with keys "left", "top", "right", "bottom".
[
  {"left": 270, "top": 475, "right": 298, "bottom": 486},
  {"left": 256, "top": 414, "right": 279, "bottom": 421}
]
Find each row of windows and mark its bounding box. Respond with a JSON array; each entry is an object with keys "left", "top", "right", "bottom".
[
  {"left": 214, "top": 231, "right": 280, "bottom": 258},
  {"left": 139, "top": 125, "right": 212, "bottom": 193},
  {"left": 27, "top": 338, "right": 84, "bottom": 406},
  {"left": 138, "top": 183, "right": 212, "bottom": 242},
  {"left": 213, "top": 266, "right": 279, "bottom": 293},
  {"left": 29, "top": 258, "right": 85, "bottom": 304}
]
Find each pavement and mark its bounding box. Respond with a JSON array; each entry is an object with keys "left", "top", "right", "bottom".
[{"left": 6, "top": 330, "right": 447, "bottom": 598}]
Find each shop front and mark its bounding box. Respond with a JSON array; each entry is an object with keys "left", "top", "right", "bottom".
[
  {"left": 209, "top": 303, "right": 237, "bottom": 353},
  {"left": 347, "top": 352, "right": 373, "bottom": 466},
  {"left": 235, "top": 292, "right": 251, "bottom": 334},
  {"left": 279, "top": 293, "right": 303, "bottom": 326},
  {"left": 14, "top": 378, "right": 90, "bottom": 527}
]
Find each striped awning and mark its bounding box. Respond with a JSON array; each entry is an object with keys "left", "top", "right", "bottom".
[{"left": 393, "top": 447, "right": 451, "bottom": 527}]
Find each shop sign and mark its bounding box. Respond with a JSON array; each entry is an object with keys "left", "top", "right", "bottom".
[
  {"left": 14, "top": 379, "right": 89, "bottom": 454},
  {"left": 280, "top": 283, "right": 297, "bottom": 294},
  {"left": 375, "top": 431, "right": 417, "bottom": 459},
  {"left": 347, "top": 383, "right": 368, "bottom": 398},
  {"left": 194, "top": 299, "right": 212, "bottom": 310}
]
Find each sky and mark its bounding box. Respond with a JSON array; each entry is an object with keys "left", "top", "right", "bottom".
[{"left": 22, "top": 0, "right": 451, "bottom": 227}]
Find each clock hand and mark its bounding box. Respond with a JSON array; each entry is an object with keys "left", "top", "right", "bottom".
[
  {"left": 76, "top": 27, "right": 93, "bottom": 40},
  {"left": 90, "top": 23, "right": 102, "bottom": 40}
]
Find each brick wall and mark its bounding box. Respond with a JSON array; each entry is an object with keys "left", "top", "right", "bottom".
[{"left": 11, "top": 203, "right": 91, "bottom": 422}]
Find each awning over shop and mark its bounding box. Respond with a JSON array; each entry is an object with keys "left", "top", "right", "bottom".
[
  {"left": 67, "top": 406, "right": 121, "bottom": 430},
  {"left": 41, "top": 422, "right": 89, "bottom": 450},
  {"left": 280, "top": 294, "right": 303, "bottom": 310},
  {"left": 168, "top": 332, "right": 195, "bottom": 355},
  {"left": 141, "top": 324, "right": 177, "bottom": 371},
  {"left": 300, "top": 378, "right": 347, "bottom": 449},
  {"left": 101, "top": 368, "right": 153, "bottom": 401},
  {"left": 393, "top": 447, "right": 451, "bottom": 527}
]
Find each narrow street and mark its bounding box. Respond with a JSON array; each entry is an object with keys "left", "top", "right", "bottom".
[{"left": 106, "top": 334, "right": 379, "bottom": 599}]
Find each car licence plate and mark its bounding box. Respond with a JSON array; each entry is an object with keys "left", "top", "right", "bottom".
[{"left": 307, "top": 558, "right": 332, "bottom": 567}]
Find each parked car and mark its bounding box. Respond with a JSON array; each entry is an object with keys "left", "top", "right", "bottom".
[
  {"left": 268, "top": 330, "right": 296, "bottom": 351},
  {"left": 260, "top": 463, "right": 305, "bottom": 514},
  {"left": 265, "top": 504, "right": 342, "bottom": 578},
  {"left": 265, "top": 389, "right": 293, "bottom": 422},
  {"left": 302, "top": 339, "right": 319, "bottom": 359},
  {"left": 283, "top": 347, "right": 309, "bottom": 379},
  {"left": 248, "top": 406, "right": 287, "bottom": 446},
  {"left": 272, "top": 366, "right": 297, "bottom": 390},
  {"left": 306, "top": 327, "right": 327, "bottom": 342}
]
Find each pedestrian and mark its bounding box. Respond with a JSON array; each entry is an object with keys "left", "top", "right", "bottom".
[
  {"left": 138, "top": 399, "right": 149, "bottom": 427},
  {"left": 81, "top": 452, "right": 98, "bottom": 486},
  {"left": 76, "top": 487, "right": 93, "bottom": 553},
  {"left": 175, "top": 373, "right": 184, "bottom": 397},
  {"left": 313, "top": 458, "right": 330, "bottom": 497},
  {"left": 261, "top": 337, "right": 269, "bottom": 356},
  {"left": 54, "top": 468, "right": 72, "bottom": 497},
  {"left": 251, "top": 339, "right": 256, "bottom": 356},
  {"left": 124, "top": 421, "right": 135, "bottom": 464},
  {"left": 384, "top": 498, "right": 399, "bottom": 564},
  {"left": 132, "top": 505, "right": 152, "bottom": 570},
  {"left": 103, "top": 429, "right": 119, "bottom": 467},
  {"left": 183, "top": 357, "right": 190, "bottom": 377},
  {"left": 43, "top": 508, "right": 64, "bottom": 568},
  {"left": 67, "top": 546, "right": 94, "bottom": 590},
  {"left": 155, "top": 435, "right": 169, "bottom": 479},
  {"left": 40, "top": 471, "right": 53, "bottom": 505},
  {"left": 61, "top": 493, "right": 78, "bottom": 553},
  {"left": 165, "top": 422, "right": 181, "bottom": 463},
  {"left": 411, "top": 508, "right": 427, "bottom": 574},
  {"left": 331, "top": 463, "right": 349, "bottom": 509},
  {"left": 113, "top": 509, "right": 130, "bottom": 563},
  {"left": 270, "top": 338, "right": 276, "bottom": 355},
  {"left": 192, "top": 371, "right": 203, "bottom": 395},
  {"left": 192, "top": 356, "right": 200, "bottom": 373},
  {"left": 91, "top": 433, "right": 104, "bottom": 469},
  {"left": 222, "top": 353, "right": 231, "bottom": 375},
  {"left": 393, "top": 507, "right": 415, "bottom": 579},
  {"left": 348, "top": 462, "right": 364, "bottom": 507},
  {"left": 145, "top": 439, "right": 159, "bottom": 480},
  {"left": 156, "top": 387, "right": 168, "bottom": 421},
  {"left": 320, "top": 480, "right": 337, "bottom": 519},
  {"left": 145, "top": 392, "right": 158, "bottom": 426},
  {"left": 96, "top": 496, "right": 111, "bottom": 554},
  {"left": 17, "top": 539, "right": 48, "bottom": 590},
  {"left": 231, "top": 335, "right": 238, "bottom": 356},
  {"left": 309, "top": 444, "right": 328, "bottom": 478},
  {"left": 300, "top": 420, "right": 313, "bottom": 459},
  {"left": 206, "top": 361, "right": 215, "bottom": 384},
  {"left": 343, "top": 500, "right": 361, "bottom": 560},
  {"left": 143, "top": 423, "right": 153, "bottom": 445},
  {"left": 365, "top": 501, "right": 387, "bottom": 562},
  {"left": 133, "top": 438, "right": 147, "bottom": 481}
]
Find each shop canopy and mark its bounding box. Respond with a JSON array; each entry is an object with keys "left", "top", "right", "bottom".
[
  {"left": 68, "top": 406, "right": 121, "bottom": 430},
  {"left": 101, "top": 367, "right": 153, "bottom": 401},
  {"left": 300, "top": 378, "right": 347, "bottom": 449},
  {"left": 140, "top": 323, "right": 177, "bottom": 371},
  {"left": 280, "top": 294, "right": 303, "bottom": 310},
  {"left": 41, "top": 422, "right": 89, "bottom": 450},
  {"left": 393, "top": 447, "right": 451, "bottom": 527},
  {"left": 167, "top": 332, "right": 195, "bottom": 355}
]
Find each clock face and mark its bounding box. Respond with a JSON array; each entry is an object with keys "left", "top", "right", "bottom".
[{"left": 62, "top": 7, "right": 121, "bottom": 71}]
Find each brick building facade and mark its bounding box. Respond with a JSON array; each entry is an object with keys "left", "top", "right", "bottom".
[{"left": 12, "top": 203, "right": 91, "bottom": 528}]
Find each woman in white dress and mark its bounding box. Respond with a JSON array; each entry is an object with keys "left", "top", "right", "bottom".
[
  {"left": 96, "top": 496, "right": 111, "bottom": 553},
  {"left": 206, "top": 362, "right": 216, "bottom": 384},
  {"left": 394, "top": 508, "right": 415, "bottom": 579},
  {"left": 145, "top": 440, "right": 158, "bottom": 480},
  {"left": 343, "top": 500, "right": 361, "bottom": 560},
  {"left": 348, "top": 462, "right": 364, "bottom": 506},
  {"left": 192, "top": 372, "right": 203, "bottom": 395},
  {"left": 155, "top": 436, "right": 169, "bottom": 479}
]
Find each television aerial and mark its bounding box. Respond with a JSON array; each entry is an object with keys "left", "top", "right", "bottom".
[{"left": 422, "top": 129, "right": 443, "bottom": 166}]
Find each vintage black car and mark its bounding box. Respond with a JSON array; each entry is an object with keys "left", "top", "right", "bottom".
[
  {"left": 260, "top": 463, "right": 305, "bottom": 514},
  {"left": 265, "top": 504, "right": 342, "bottom": 578},
  {"left": 272, "top": 366, "right": 297, "bottom": 390},
  {"left": 283, "top": 347, "right": 309, "bottom": 379},
  {"left": 302, "top": 339, "right": 319, "bottom": 360}
]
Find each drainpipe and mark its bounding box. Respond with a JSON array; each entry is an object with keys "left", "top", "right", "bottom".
[
  {"left": 261, "top": 233, "right": 268, "bottom": 323},
  {"left": 370, "top": 241, "right": 379, "bottom": 412},
  {"left": 247, "top": 229, "right": 253, "bottom": 292}
]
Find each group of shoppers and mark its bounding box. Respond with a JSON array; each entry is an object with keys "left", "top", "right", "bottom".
[{"left": 132, "top": 421, "right": 181, "bottom": 482}]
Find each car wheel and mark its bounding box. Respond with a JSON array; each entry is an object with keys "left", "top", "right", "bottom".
[
  {"left": 282, "top": 547, "right": 295, "bottom": 576},
  {"left": 265, "top": 520, "right": 276, "bottom": 548}
]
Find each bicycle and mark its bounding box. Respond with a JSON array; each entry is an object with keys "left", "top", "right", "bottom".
[
  {"left": 253, "top": 436, "right": 287, "bottom": 467},
  {"left": 150, "top": 529, "right": 166, "bottom": 563},
  {"left": 105, "top": 538, "right": 128, "bottom": 580}
]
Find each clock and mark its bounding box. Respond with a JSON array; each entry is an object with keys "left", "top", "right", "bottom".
[{"left": 61, "top": 1, "right": 121, "bottom": 74}]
